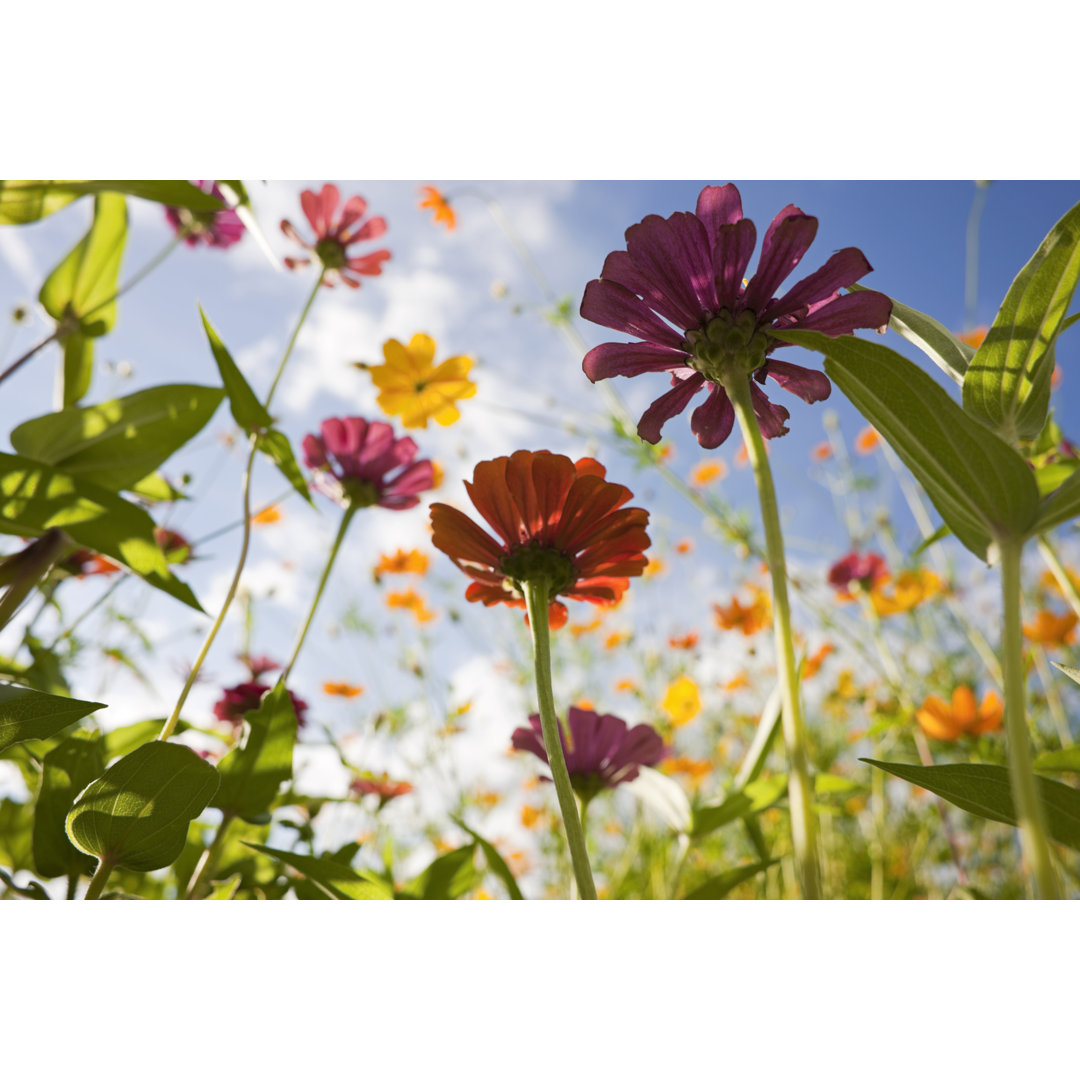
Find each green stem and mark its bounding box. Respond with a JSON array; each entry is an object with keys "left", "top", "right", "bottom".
[
  {"left": 282, "top": 506, "right": 356, "bottom": 683},
  {"left": 1037, "top": 535, "right": 1080, "bottom": 624},
  {"left": 723, "top": 373, "right": 821, "bottom": 900},
  {"left": 265, "top": 274, "right": 324, "bottom": 410},
  {"left": 84, "top": 858, "right": 114, "bottom": 900},
  {"left": 521, "top": 578, "right": 597, "bottom": 900},
  {"left": 1000, "top": 539, "right": 1061, "bottom": 899},
  {"left": 185, "top": 814, "right": 235, "bottom": 899}
]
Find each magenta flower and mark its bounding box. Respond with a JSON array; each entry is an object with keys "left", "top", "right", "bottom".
[
  {"left": 281, "top": 184, "right": 391, "bottom": 288},
  {"left": 214, "top": 681, "right": 309, "bottom": 729},
  {"left": 580, "top": 184, "right": 892, "bottom": 449},
  {"left": 512, "top": 707, "right": 667, "bottom": 801},
  {"left": 165, "top": 181, "right": 244, "bottom": 248},
  {"left": 827, "top": 551, "right": 889, "bottom": 595},
  {"left": 302, "top": 417, "right": 435, "bottom": 510}
]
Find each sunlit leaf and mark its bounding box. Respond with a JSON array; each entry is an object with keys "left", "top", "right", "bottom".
[
  {"left": 199, "top": 307, "right": 271, "bottom": 433},
  {"left": 244, "top": 842, "right": 393, "bottom": 900},
  {"left": 684, "top": 860, "right": 777, "bottom": 900},
  {"left": 33, "top": 731, "right": 105, "bottom": 879},
  {"left": 1033, "top": 747, "right": 1080, "bottom": 774},
  {"left": 691, "top": 774, "right": 787, "bottom": 839},
  {"left": 0, "top": 683, "right": 105, "bottom": 753},
  {"left": 398, "top": 843, "right": 481, "bottom": 900},
  {"left": 0, "top": 181, "right": 222, "bottom": 225},
  {"left": 256, "top": 429, "right": 314, "bottom": 505},
  {"left": 451, "top": 817, "right": 524, "bottom": 899},
  {"left": 1032, "top": 467, "right": 1080, "bottom": 534}
]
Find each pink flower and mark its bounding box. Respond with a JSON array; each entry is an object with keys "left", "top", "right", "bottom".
[
  {"left": 213, "top": 681, "right": 309, "bottom": 729},
  {"left": 827, "top": 551, "right": 888, "bottom": 595},
  {"left": 302, "top": 417, "right": 435, "bottom": 510},
  {"left": 281, "top": 184, "right": 390, "bottom": 288},
  {"left": 165, "top": 181, "right": 244, "bottom": 248}
]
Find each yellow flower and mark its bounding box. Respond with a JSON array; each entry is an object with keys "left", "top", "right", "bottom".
[
  {"left": 386, "top": 588, "right": 436, "bottom": 623},
  {"left": 662, "top": 675, "right": 702, "bottom": 727},
  {"left": 916, "top": 686, "right": 1003, "bottom": 741},
  {"left": 604, "top": 631, "right": 632, "bottom": 650},
  {"left": 521, "top": 805, "right": 542, "bottom": 829},
  {"left": 713, "top": 585, "right": 771, "bottom": 635},
  {"left": 570, "top": 617, "right": 604, "bottom": 638},
  {"left": 690, "top": 459, "right": 727, "bottom": 486},
  {"left": 322, "top": 681, "right": 364, "bottom": 698},
  {"left": 417, "top": 185, "right": 456, "bottom": 231},
  {"left": 251, "top": 505, "right": 283, "bottom": 526},
  {"left": 869, "top": 569, "right": 944, "bottom": 616},
  {"left": 369, "top": 333, "right": 476, "bottom": 428}
]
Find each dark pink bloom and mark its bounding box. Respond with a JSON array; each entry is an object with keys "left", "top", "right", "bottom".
[
  {"left": 153, "top": 527, "right": 194, "bottom": 565},
  {"left": 827, "top": 551, "right": 888, "bottom": 595},
  {"left": 213, "top": 681, "right": 309, "bottom": 729},
  {"left": 512, "top": 707, "right": 666, "bottom": 800},
  {"left": 165, "top": 181, "right": 244, "bottom": 248},
  {"left": 349, "top": 773, "right": 413, "bottom": 805},
  {"left": 238, "top": 653, "right": 282, "bottom": 679},
  {"left": 302, "top": 417, "right": 435, "bottom": 510},
  {"left": 281, "top": 184, "right": 391, "bottom": 288},
  {"left": 580, "top": 184, "right": 892, "bottom": 449}
]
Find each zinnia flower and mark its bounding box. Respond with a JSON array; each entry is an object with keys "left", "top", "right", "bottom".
[
  {"left": 827, "top": 551, "right": 888, "bottom": 596},
  {"left": 511, "top": 707, "right": 666, "bottom": 800},
  {"left": 417, "top": 185, "right": 456, "bottom": 231},
  {"left": 154, "top": 527, "right": 194, "bottom": 565},
  {"left": 302, "top": 417, "right": 435, "bottom": 510},
  {"left": 916, "top": 686, "right": 1003, "bottom": 741},
  {"left": 165, "top": 181, "right": 244, "bottom": 248},
  {"left": 580, "top": 183, "right": 892, "bottom": 448},
  {"left": 214, "top": 681, "right": 309, "bottom": 729},
  {"left": 369, "top": 333, "right": 477, "bottom": 428},
  {"left": 281, "top": 184, "right": 390, "bottom": 288},
  {"left": 429, "top": 450, "right": 650, "bottom": 630},
  {"left": 349, "top": 773, "right": 413, "bottom": 804},
  {"left": 238, "top": 653, "right": 281, "bottom": 679}
]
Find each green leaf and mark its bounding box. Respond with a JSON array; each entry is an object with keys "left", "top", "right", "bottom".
[
  {"left": 863, "top": 759, "right": 1080, "bottom": 851},
  {"left": 212, "top": 681, "right": 297, "bottom": 821},
  {"left": 451, "top": 817, "right": 524, "bottom": 899},
  {"left": 66, "top": 741, "right": 220, "bottom": 872},
  {"left": 199, "top": 307, "right": 272, "bottom": 433},
  {"left": 1051, "top": 661, "right": 1080, "bottom": 688},
  {"left": 61, "top": 333, "right": 94, "bottom": 408},
  {"left": 0, "top": 866, "right": 50, "bottom": 898},
  {"left": 398, "top": 843, "right": 482, "bottom": 900},
  {"left": 0, "top": 181, "right": 79, "bottom": 225},
  {"left": 0, "top": 181, "right": 222, "bottom": 225},
  {"left": 684, "top": 860, "right": 777, "bottom": 900},
  {"left": 101, "top": 718, "right": 191, "bottom": 761},
  {"left": 33, "top": 731, "right": 105, "bottom": 878},
  {"left": 691, "top": 774, "right": 787, "bottom": 839},
  {"left": 244, "top": 842, "right": 393, "bottom": 899},
  {"left": 1033, "top": 747, "right": 1080, "bottom": 774},
  {"left": 0, "top": 451, "right": 203, "bottom": 611},
  {"left": 0, "top": 683, "right": 105, "bottom": 753},
  {"left": 0, "top": 798, "right": 36, "bottom": 872},
  {"left": 1031, "top": 467, "right": 1080, "bottom": 534},
  {"left": 775, "top": 329, "right": 1040, "bottom": 560},
  {"left": 911, "top": 523, "right": 952, "bottom": 557},
  {"left": 963, "top": 200, "right": 1080, "bottom": 442},
  {"left": 814, "top": 773, "right": 863, "bottom": 797},
  {"left": 256, "top": 429, "right": 314, "bottom": 505},
  {"left": 11, "top": 384, "right": 224, "bottom": 494}
]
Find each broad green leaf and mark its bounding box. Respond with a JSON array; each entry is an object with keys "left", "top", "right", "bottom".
[
  {"left": 200, "top": 307, "right": 272, "bottom": 433},
  {"left": 0, "top": 683, "right": 105, "bottom": 753},
  {"left": 684, "top": 860, "right": 777, "bottom": 900},
  {"left": 1033, "top": 747, "right": 1080, "bottom": 774},
  {"left": 1031, "top": 467, "right": 1080, "bottom": 534},
  {"left": 691, "top": 774, "right": 787, "bottom": 839},
  {"left": 775, "top": 330, "right": 1040, "bottom": 559},
  {"left": 0, "top": 181, "right": 78, "bottom": 225},
  {"left": 398, "top": 843, "right": 481, "bottom": 900},
  {"left": 130, "top": 472, "right": 185, "bottom": 502},
  {"left": 101, "top": 718, "right": 192, "bottom": 761},
  {"left": 0, "top": 181, "right": 222, "bottom": 225},
  {"left": 244, "top": 842, "right": 393, "bottom": 900},
  {"left": 963, "top": 199, "right": 1080, "bottom": 442},
  {"left": 66, "top": 741, "right": 220, "bottom": 872},
  {"left": 863, "top": 759, "right": 1080, "bottom": 851},
  {"left": 868, "top": 288, "right": 972, "bottom": 386},
  {"left": 33, "top": 731, "right": 105, "bottom": 878},
  {"left": 0, "top": 797, "right": 36, "bottom": 872},
  {"left": 11, "top": 384, "right": 224, "bottom": 494},
  {"left": 451, "top": 817, "right": 524, "bottom": 899},
  {"left": 0, "top": 451, "right": 202, "bottom": 611},
  {"left": 212, "top": 681, "right": 297, "bottom": 821},
  {"left": 257, "top": 429, "right": 314, "bottom": 505},
  {"left": 733, "top": 684, "right": 782, "bottom": 789},
  {"left": 1035, "top": 461, "right": 1078, "bottom": 498},
  {"left": 814, "top": 773, "right": 863, "bottom": 797}
]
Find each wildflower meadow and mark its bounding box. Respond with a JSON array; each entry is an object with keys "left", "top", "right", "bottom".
[{"left": 3, "top": 177, "right": 1080, "bottom": 911}]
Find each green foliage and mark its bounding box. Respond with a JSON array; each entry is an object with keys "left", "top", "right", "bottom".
[
  {"left": 868, "top": 289, "right": 972, "bottom": 385},
  {"left": 683, "top": 859, "right": 777, "bottom": 900},
  {"left": 66, "top": 742, "right": 220, "bottom": 872},
  {"left": 33, "top": 731, "right": 105, "bottom": 878},
  {"left": 0, "top": 683, "right": 105, "bottom": 753},
  {"left": 452, "top": 816, "right": 525, "bottom": 899},
  {"left": 101, "top": 719, "right": 191, "bottom": 761},
  {"left": 11, "top": 385, "right": 224, "bottom": 494},
  {"left": 0, "top": 181, "right": 223, "bottom": 226},
  {"left": 863, "top": 760, "right": 1080, "bottom": 851},
  {"left": 244, "top": 843, "right": 394, "bottom": 899},
  {"left": 398, "top": 843, "right": 482, "bottom": 899},
  {"left": 691, "top": 774, "right": 787, "bottom": 840},
  {"left": 963, "top": 199, "right": 1080, "bottom": 443}
]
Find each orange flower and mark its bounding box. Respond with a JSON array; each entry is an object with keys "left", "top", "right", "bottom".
[
  {"left": 690, "top": 460, "right": 726, "bottom": 486},
  {"left": 811, "top": 441, "right": 832, "bottom": 461},
  {"left": 869, "top": 569, "right": 944, "bottom": 616},
  {"left": 386, "top": 588, "right": 436, "bottom": 623},
  {"left": 574, "top": 698, "right": 596, "bottom": 711},
  {"left": 418, "top": 185, "right": 456, "bottom": 231},
  {"left": 322, "top": 681, "right": 364, "bottom": 698},
  {"left": 854, "top": 426, "right": 881, "bottom": 454},
  {"left": 1052, "top": 364, "right": 1063, "bottom": 390},
  {"left": 614, "top": 678, "right": 638, "bottom": 693},
  {"left": 350, "top": 773, "right": 413, "bottom": 802},
  {"left": 734, "top": 444, "right": 750, "bottom": 468},
  {"left": 570, "top": 617, "right": 604, "bottom": 638},
  {"left": 668, "top": 632, "right": 699, "bottom": 650},
  {"left": 474, "top": 790, "right": 500, "bottom": 809},
  {"left": 375, "top": 548, "right": 429, "bottom": 578},
  {"left": 723, "top": 671, "right": 750, "bottom": 691},
  {"left": 661, "top": 755, "right": 712, "bottom": 788},
  {"left": 1023, "top": 609, "right": 1078, "bottom": 646},
  {"left": 661, "top": 675, "right": 702, "bottom": 727},
  {"left": 521, "top": 805, "right": 543, "bottom": 829},
  {"left": 251, "top": 505, "right": 283, "bottom": 526},
  {"left": 916, "top": 686, "right": 1003, "bottom": 741},
  {"left": 643, "top": 557, "right": 666, "bottom": 579},
  {"left": 713, "top": 585, "right": 771, "bottom": 635},
  {"left": 674, "top": 539, "right": 694, "bottom": 554},
  {"left": 1040, "top": 567, "right": 1080, "bottom": 597},
  {"left": 604, "top": 631, "right": 632, "bottom": 650},
  {"left": 802, "top": 642, "right": 835, "bottom": 680},
  {"left": 958, "top": 325, "right": 989, "bottom": 349}
]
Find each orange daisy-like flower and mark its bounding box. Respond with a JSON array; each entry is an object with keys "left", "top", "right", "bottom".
[
  {"left": 375, "top": 548, "right": 430, "bottom": 578},
  {"left": 916, "top": 686, "right": 1003, "bottom": 741},
  {"left": 386, "top": 588, "right": 436, "bottom": 623},
  {"left": 713, "top": 585, "right": 771, "bottom": 635},
  {"left": 958, "top": 325, "right": 989, "bottom": 349},
  {"left": 429, "top": 450, "right": 650, "bottom": 630},
  {"left": 322, "top": 681, "right": 364, "bottom": 698},
  {"left": 869, "top": 568, "right": 944, "bottom": 617},
  {"left": 668, "top": 631, "right": 699, "bottom": 650},
  {"left": 349, "top": 773, "right": 413, "bottom": 804},
  {"left": 1023, "top": 609, "right": 1079, "bottom": 646},
  {"left": 854, "top": 426, "right": 881, "bottom": 454},
  {"left": 811, "top": 441, "right": 833, "bottom": 461},
  {"left": 690, "top": 459, "right": 726, "bottom": 487},
  {"left": 802, "top": 642, "right": 835, "bottom": 679},
  {"left": 417, "top": 185, "right": 456, "bottom": 231},
  {"left": 251, "top": 505, "right": 283, "bottom": 526}
]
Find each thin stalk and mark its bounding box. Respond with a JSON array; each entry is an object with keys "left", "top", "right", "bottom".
[
  {"left": 1033, "top": 644, "right": 1073, "bottom": 748},
  {"left": 964, "top": 182, "right": 992, "bottom": 332},
  {"left": 1037, "top": 535, "right": 1080, "bottom": 624},
  {"left": 265, "top": 275, "right": 323, "bottom": 410},
  {"left": 521, "top": 578, "right": 597, "bottom": 900},
  {"left": 722, "top": 373, "right": 821, "bottom": 899},
  {"left": 185, "top": 814, "right": 235, "bottom": 899},
  {"left": 1000, "top": 539, "right": 1061, "bottom": 898},
  {"left": 83, "top": 858, "right": 114, "bottom": 900},
  {"left": 282, "top": 506, "right": 355, "bottom": 683}
]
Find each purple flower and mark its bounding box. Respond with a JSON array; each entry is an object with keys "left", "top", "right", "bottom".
[
  {"left": 214, "top": 681, "right": 309, "bottom": 729},
  {"left": 511, "top": 707, "right": 667, "bottom": 800},
  {"left": 580, "top": 184, "right": 892, "bottom": 449},
  {"left": 302, "top": 417, "right": 435, "bottom": 510},
  {"left": 165, "top": 181, "right": 244, "bottom": 248}
]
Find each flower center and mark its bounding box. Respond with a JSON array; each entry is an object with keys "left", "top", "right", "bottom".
[
  {"left": 499, "top": 544, "right": 575, "bottom": 599},
  {"left": 340, "top": 476, "right": 378, "bottom": 508},
  {"left": 314, "top": 237, "right": 347, "bottom": 270},
  {"left": 684, "top": 310, "right": 770, "bottom": 382}
]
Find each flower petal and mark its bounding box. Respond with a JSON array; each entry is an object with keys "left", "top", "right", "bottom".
[
  {"left": 787, "top": 288, "right": 892, "bottom": 336},
  {"left": 750, "top": 382, "right": 790, "bottom": 439},
  {"left": 762, "top": 247, "right": 874, "bottom": 322},
  {"left": 625, "top": 211, "right": 717, "bottom": 327},
  {"left": 690, "top": 383, "right": 736, "bottom": 449},
  {"left": 465, "top": 457, "right": 523, "bottom": 547},
  {"left": 582, "top": 341, "right": 690, "bottom": 382},
  {"left": 758, "top": 359, "right": 831, "bottom": 404},
  {"left": 636, "top": 373, "right": 706, "bottom": 444},
  {"left": 580, "top": 279, "right": 687, "bottom": 351},
  {"left": 743, "top": 209, "right": 818, "bottom": 314},
  {"left": 695, "top": 184, "right": 744, "bottom": 245},
  {"left": 600, "top": 249, "right": 695, "bottom": 330},
  {"left": 712, "top": 219, "right": 757, "bottom": 310},
  {"left": 430, "top": 503, "right": 506, "bottom": 568}
]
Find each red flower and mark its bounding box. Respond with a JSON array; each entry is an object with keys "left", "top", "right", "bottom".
[
  {"left": 349, "top": 773, "right": 413, "bottom": 804},
  {"left": 213, "top": 681, "right": 309, "bottom": 729},
  {"left": 429, "top": 450, "right": 650, "bottom": 630},
  {"left": 281, "top": 184, "right": 391, "bottom": 288},
  {"left": 153, "top": 527, "right": 194, "bottom": 565},
  {"left": 60, "top": 548, "right": 123, "bottom": 578},
  {"left": 238, "top": 654, "right": 282, "bottom": 679},
  {"left": 827, "top": 551, "right": 888, "bottom": 596},
  {"left": 165, "top": 181, "right": 244, "bottom": 249},
  {"left": 302, "top": 417, "right": 435, "bottom": 510}
]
